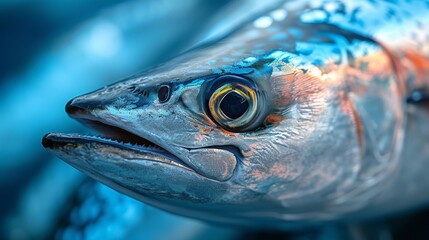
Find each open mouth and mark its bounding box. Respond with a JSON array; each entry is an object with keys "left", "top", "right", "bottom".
[
  {"left": 43, "top": 97, "right": 239, "bottom": 182},
  {"left": 42, "top": 119, "right": 194, "bottom": 171}
]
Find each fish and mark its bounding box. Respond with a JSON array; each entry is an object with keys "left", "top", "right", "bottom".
[{"left": 42, "top": 0, "right": 429, "bottom": 229}]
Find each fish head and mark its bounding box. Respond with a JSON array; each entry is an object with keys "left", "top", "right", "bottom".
[{"left": 43, "top": 12, "right": 404, "bottom": 225}]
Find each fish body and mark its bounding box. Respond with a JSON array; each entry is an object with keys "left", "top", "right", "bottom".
[{"left": 43, "top": 0, "right": 429, "bottom": 229}]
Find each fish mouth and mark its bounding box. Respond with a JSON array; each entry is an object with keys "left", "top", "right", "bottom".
[
  {"left": 43, "top": 97, "right": 239, "bottom": 182},
  {"left": 42, "top": 119, "right": 194, "bottom": 172}
]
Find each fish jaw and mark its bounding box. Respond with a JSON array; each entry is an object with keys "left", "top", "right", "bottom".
[
  {"left": 42, "top": 132, "right": 288, "bottom": 227},
  {"left": 41, "top": 133, "right": 235, "bottom": 209}
]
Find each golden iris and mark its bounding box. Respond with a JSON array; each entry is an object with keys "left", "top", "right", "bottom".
[{"left": 208, "top": 83, "right": 257, "bottom": 130}]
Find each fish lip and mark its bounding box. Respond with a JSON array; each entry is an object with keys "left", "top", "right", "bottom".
[{"left": 42, "top": 132, "right": 195, "bottom": 172}]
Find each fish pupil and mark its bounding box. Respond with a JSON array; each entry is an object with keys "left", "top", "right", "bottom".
[
  {"left": 220, "top": 91, "right": 249, "bottom": 119},
  {"left": 158, "top": 85, "right": 171, "bottom": 103}
]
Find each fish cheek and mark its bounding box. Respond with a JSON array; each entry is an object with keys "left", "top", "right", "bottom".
[
  {"left": 180, "top": 85, "right": 220, "bottom": 130},
  {"left": 186, "top": 148, "right": 237, "bottom": 181}
]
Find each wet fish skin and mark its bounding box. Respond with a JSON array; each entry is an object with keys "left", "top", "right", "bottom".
[{"left": 43, "top": 0, "right": 429, "bottom": 228}]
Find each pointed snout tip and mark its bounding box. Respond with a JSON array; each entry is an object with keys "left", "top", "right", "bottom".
[
  {"left": 42, "top": 133, "right": 54, "bottom": 149},
  {"left": 42, "top": 133, "right": 73, "bottom": 150},
  {"left": 65, "top": 96, "right": 105, "bottom": 119},
  {"left": 65, "top": 98, "right": 83, "bottom": 117}
]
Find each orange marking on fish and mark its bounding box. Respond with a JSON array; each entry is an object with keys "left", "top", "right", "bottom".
[
  {"left": 250, "top": 169, "right": 269, "bottom": 180},
  {"left": 264, "top": 114, "right": 283, "bottom": 124},
  {"left": 219, "top": 128, "right": 237, "bottom": 136},
  {"left": 195, "top": 134, "right": 205, "bottom": 141},
  {"left": 271, "top": 162, "right": 289, "bottom": 179},
  {"left": 198, "top": 125, "right": 212, "bottom": 135},
  {"left": 202, "top": 114, "right": 217, "bottom": 127},
  {"left": 339, "top": 91, "right": 365, "bottom": 152},
  {"left": 242, "top": 143, "right": 259, "bottom": 157},
  {"left": 404, "top": 50, "right": 429, "bottom": 91}
]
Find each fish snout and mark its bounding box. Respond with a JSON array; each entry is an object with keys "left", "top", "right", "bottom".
[
  {"left": 66, "top": 84, "right": 151, "bottom": 118},
  {"left": 65, "top": 95, "right": 114, "bottom": 121},
  {"left": 66, "top": 98, "right": 94, "bottom": 118}
]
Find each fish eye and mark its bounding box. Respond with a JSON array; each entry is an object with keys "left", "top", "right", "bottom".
[
  {"left": 219, "top": 90, "right": 249, "bottom": 119},
  {"left": 206, "top": 75, "right": 265, "bottom": 132},
  {"left": 158, "top": 85, "right": 171, "bottom": 103}
]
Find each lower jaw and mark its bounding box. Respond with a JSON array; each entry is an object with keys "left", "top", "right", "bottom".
[{"left": 42, "top": 132, "right": 194, "bottom": 171}]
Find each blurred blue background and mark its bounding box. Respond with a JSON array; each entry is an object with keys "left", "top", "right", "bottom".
[
  {"left": 0, "top": 1, "right": 244, "bottom": 239},
  {"left": 2, "top": 1, "right": 429, "bottom": 239}
]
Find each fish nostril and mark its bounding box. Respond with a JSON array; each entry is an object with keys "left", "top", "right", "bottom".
[{"left": 158, "top": 85, "right": 171, "bottom": 103}]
